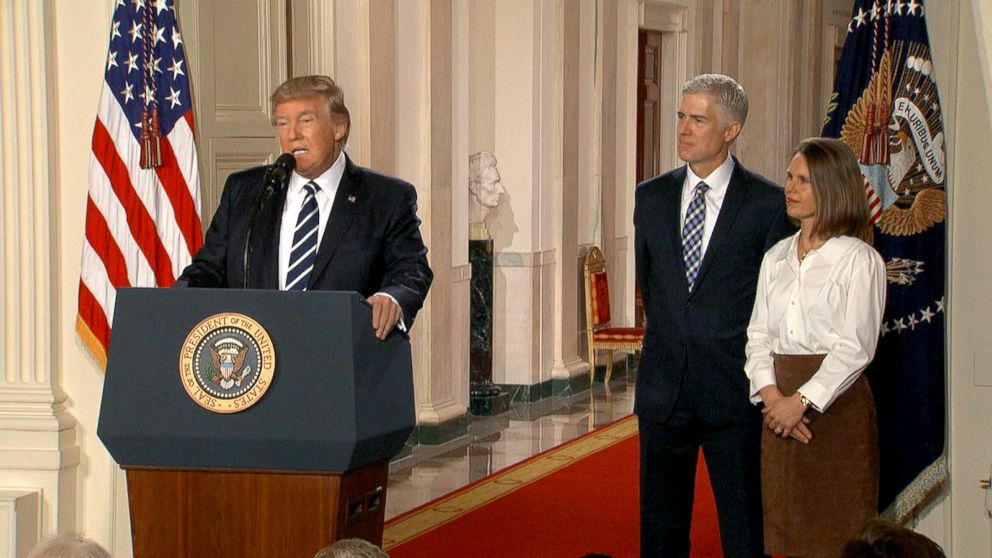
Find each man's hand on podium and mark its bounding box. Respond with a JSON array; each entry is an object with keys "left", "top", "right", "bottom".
[{"left": 368, "top": 293, "right": 402, "bottom": 340}]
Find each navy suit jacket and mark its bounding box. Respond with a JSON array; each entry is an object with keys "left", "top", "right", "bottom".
[
  {"left": 633, "top": 158, "right": 794, "bottom": 425},
  {"left": 177, "top": 154, "right": 433, "bottom": 326}
]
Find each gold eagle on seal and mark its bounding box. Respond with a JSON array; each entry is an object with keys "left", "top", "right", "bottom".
[{"left": 209, "top": 339, "right": 250, "bottom": 389}]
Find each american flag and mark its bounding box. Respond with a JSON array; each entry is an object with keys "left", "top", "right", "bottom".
[{"left": 77, "top": 0, "right": 202, "bottom": 367}]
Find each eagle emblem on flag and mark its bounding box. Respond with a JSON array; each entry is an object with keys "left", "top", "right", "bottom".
[{"left": 839, "top": 43, "right": 946, "bottom": 237}]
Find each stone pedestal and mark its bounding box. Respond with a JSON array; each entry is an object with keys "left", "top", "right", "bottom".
[{"left": 469, "top": 238, "right": 510, "bottom": 416}]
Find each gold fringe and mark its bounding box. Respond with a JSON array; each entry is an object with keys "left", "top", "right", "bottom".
[
  {"left": 75, "top": 315, "right": 108, "bottom": 371},
  {"left": 890, "top": 456, "right": 948, "bottom": 522}
]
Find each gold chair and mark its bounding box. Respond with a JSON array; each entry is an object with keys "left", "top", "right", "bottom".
[{"left": 583, "top": 246, "right": 644, "bottom": 384}]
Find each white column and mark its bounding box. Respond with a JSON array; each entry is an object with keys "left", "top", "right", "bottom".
[
  {"left": 552, "top": 0, "right": 586, "bottom": 382},
  {"left": 535, "top": 1, "right": 563, "bottom": 386},
  {"left": 734, "top": 0, "right": 802, "bottom": 179},
  {"left": 0, "top": 490, "right": 40, "bottom": 558},
  {"left": 393, "top": 0, "right": 469, "bottom": 425},
  {"left": 449, "top": 0, "right": 473, "bottom": 413},
  {"left": 974, "top": 0, "right": 992, "bottom": 125},
  {"left": 0, "top": 0, "right": 79, "bottom": 540},
  {"left": 617, "top": 0, "right": 641, "bottom": 321},
  {"left": 489, "top": 0, "right": 564, "bottom": 388},
  {"left": 333, "top": 0, "right": 372, "bottom": 166},
  {"left": 490, "top": 0, "right": 535, "bottom": 388},
  {"left": 290, "top": 0, "right": 337, "bottom": 79}
]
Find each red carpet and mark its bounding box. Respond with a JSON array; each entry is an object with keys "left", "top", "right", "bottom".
[{"left": 384, "top": 415, "right": 723, "bottom": 557}]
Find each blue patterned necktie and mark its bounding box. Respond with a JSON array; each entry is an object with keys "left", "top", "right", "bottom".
[
  {"left": 285, "top": 181, "right": 320, "bottom": 291},
  {"left": 682, "top": 181, "right": 710, "bottom": 292}
]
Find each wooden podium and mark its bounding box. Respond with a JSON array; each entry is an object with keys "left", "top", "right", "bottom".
[{"left": 98, "top": 289, "right": 415, "bottom": 558}]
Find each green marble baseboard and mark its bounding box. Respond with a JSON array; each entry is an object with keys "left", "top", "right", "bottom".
[
  {"left": 409, "top": 413, "right": 472, "bottom": 446},
  {"left": 470, "top": 391, "right": 511, "bottom": 416}
]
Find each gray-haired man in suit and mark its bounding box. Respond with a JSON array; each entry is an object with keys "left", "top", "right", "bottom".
[{"left": 633, "top": 74, "right": 794, "bottom": 557}]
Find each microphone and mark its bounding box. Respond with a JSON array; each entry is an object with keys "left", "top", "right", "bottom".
[
  {"left": 243, "top": 154, "right": 297, "bottom": 288},
  {"left": 264, "top": 153, "right": 296, "bottom": 193}
]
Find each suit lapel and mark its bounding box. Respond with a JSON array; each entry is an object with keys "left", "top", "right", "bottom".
[
  {"left": 250, "top": 188, "right": 284, "bottom": 289},
  {"left": 665, "top": 167, "right": 688, "bottom": 286},
  {"left": 308, "top": 155, "right": 360, "bottom": 288},
  {"left": 692, "top": 160, "right": 747, "bottom": 292}
]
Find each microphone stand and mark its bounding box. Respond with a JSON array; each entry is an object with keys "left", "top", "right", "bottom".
[{"left": 242, "top": 168, "right": 280, "bottom": 289}]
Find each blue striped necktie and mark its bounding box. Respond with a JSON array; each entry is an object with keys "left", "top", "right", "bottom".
[
  {"left": 285, "top": 181, "right": 320, "bottom": 291},
  {"left": 682, "top": 181, "right": 709, "bottom": 292}
]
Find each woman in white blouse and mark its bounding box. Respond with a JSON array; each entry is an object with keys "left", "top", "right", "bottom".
[{"left": 744, "top": 137, "right": 886, "bottom": 558}]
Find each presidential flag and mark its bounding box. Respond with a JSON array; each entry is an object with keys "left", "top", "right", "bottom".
[
  {"left": 77, "top": 0, "right": 202, "bottom": 367},
  {"left": 822, "top": 0, "right": 946, "bottom": 519}
]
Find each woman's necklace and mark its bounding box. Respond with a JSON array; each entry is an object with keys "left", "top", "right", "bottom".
[{"left": 798, "top": 235, "right": 819, "bottom": 263}]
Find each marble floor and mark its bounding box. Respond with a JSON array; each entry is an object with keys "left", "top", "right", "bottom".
[{"left": 385, "top": 371, "right": 636, "bottom": 521}]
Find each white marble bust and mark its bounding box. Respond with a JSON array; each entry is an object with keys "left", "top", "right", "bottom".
[{"left": 469, "top": 151, "right": 506, "bottom": 237}]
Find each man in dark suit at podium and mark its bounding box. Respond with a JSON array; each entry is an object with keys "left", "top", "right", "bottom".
[
  {"left": 177, "top": 75, "right": 433, "bottom": 338},
  {"left": 633, "top": 74, "right": 794, "bottom": 557}
]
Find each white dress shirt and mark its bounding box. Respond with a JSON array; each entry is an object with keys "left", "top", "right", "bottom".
[
  {"left": 278, "top": 151, "right": 345, "bottom": 290},
  {"left": 276, "top": 151, "right": 406, "bottom": 329},
  {"left": 681, "top": 154, "right": 735, "bottom": 257},
  {"left": 744, "top": 233, "right": 886, "bottom": 412}
]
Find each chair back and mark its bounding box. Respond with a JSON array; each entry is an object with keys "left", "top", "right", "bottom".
[{"left": 583, "top": 246, "right": 611, "bottom": 329}]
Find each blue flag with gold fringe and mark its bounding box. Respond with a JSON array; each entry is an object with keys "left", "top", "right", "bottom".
[{"left": 822, "top": 0, "right": 946, "bottom": 519}]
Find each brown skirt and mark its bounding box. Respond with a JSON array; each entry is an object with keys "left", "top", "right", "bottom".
[{"left": 762, "top": 354, "right": 879, "bottom": 558}]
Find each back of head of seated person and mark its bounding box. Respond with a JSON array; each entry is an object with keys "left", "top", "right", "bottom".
[
  {"left": 27, "top": 533, "right": 112, "bottom": 558},
  {"left": 841, "top": 518, "right": 946, "bottom": 558},
  {"left": 313, "top": 538, "right": 389, "bottom": 558}
]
